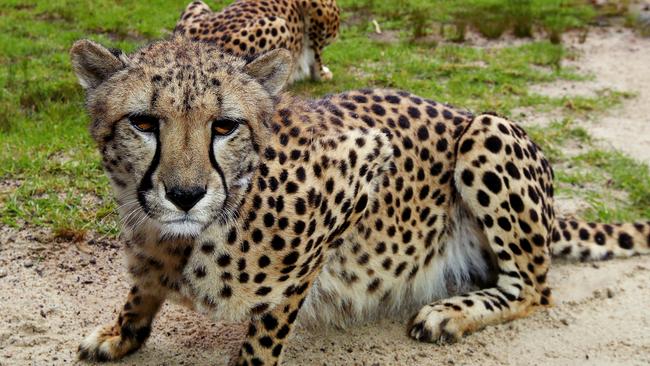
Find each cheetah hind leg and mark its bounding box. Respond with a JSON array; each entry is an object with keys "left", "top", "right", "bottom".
[{"left": 410, "top": 114, "right": 554, "bottom": 343}]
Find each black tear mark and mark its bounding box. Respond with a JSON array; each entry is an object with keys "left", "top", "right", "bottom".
[
  {"left": 209, "top": 134, "right": 229, "bottom": 201},
  {"left": 137, "top": 132, "right": 161, "bottom": 213}
]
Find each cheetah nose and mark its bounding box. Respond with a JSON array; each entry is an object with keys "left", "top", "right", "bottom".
[{"left": 165, "top": 186, "right": 206, "bottom": 212}]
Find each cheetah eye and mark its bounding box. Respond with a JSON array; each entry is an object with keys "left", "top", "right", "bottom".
[
  {"left": 129, "top": 114, "right": 159, "bottom": 133},
  {"left": 212, "top": 118, "right": 241, "bottom": 137}
]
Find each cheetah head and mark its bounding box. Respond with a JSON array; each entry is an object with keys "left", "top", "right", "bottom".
[{"left": 71, "top": 37, "right": 291, "bottom": 238}]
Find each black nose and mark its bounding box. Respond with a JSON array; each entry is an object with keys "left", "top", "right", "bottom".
[{"left": 165, "top": 186, "right": 206, "bottom": 212}]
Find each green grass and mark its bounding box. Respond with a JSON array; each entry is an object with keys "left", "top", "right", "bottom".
[
  {"left": 528, "top": 118, "right": 650, "bottom": 222},
  {"left": 0, "top": 0, "right": 647, "bottom": 237},
  {"left": 343, "top": 0, "right": 596, "bottom": 42}
]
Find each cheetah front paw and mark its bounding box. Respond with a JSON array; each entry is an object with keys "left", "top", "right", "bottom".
[
  {"left": 409, "top": 304, "right": 469, "bottom": 344},
  {"left": 321, "top": 65, "right": 333, "bottom": 80},
  {"left": 78, "top": 323, "right": 146, "bottom": 361}
]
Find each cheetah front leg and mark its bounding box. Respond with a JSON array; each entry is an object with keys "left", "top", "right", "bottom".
[
  {"left": 309, "top": 49, "right": 332, "bottom": 81},
  {"left": 410, "top": 115, "right": 554, "bottom": 343},
  {"left": 235, "top": 281, "right": 312, "bottom": 366},
  {"left": 78, "top": 284, "right": 165, "bottom": 361}
]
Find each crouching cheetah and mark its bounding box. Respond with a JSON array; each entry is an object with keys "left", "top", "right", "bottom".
[
  {"left": 174, "top": 0, "right": 340, "bottom": 82},
  {"left": 70, "top": 36, "right": 650, "bottom": 365}
]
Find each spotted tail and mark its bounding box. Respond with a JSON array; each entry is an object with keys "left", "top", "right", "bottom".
[{"left": 550, "top": 219, "right": 650, "bottom": 261}]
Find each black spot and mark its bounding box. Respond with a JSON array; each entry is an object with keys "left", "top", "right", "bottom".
[
  {"left": 254, "top": 273, "right": 267, "bottom": 283},
  {"left": 427, "top": 106, "right": 439, "bottom": 118},
  {"left": 618, "top": 233, "right": 633, "bottom": 250},
  {"left": 461, "top": 170, "right": 474, "bottom": 186},
  {"left": 264, "top": 147, "right": 277, "bottom": 160},
  {"left": 477, "top": 190, "right": 490, "bottom": 207},
  {"left": 272, "top": 344, "right": 283, "bottom": 357},
  {"left": 532, "top": 234, "right": 545, "bottom": 247},
  {"left": 194, "top": 266, "right": 207, "bottom": 278},
  {"left": 459, "top": 139, "right": 475, "bottom": 154},
  {"left": 398, "top": 115, "right": 410, "bottom": 129},
  {"left": 436, "top": 138, "right": 448, "bottom": 152},
  {"left": 263, "top": 213, "right": 275, "bottom": 227},
  {"left": 367, "top": 278, "right": 381, "bottom": 292},
  {"left": 353, "top": 95, "right": 369, "bottom": 103},
  {"left": 251, "top": 303, "right": 269, "bottom": 314},
  {"left": 407, "top": 107, "right": 421, "bottom": 119},
  {"left": 497, "top": 217, "right": 512, "bottom": 231},
  {"left": 385, "top": 95, "right": 400, "bottom": 104},
  {"left": 220, "top": 285, "right": 232, "bottom": 298},
  {"left": 417, "top": 126, "right": 429, "bottom": 141},
  {"left": 286, "top": 181, "right": 298, "bottom": 193},
  {"left": 261, "top": 314, "right": 278, "bottom": 331},
  {"left": 227, "top": 229, "right": 237, "bottom": 244},
  {"left": 271, "top": 235, "right": 286, "bottom": 251},
  {"left": 201, "top": 242, "right": 215, "bottom": 253},
  {"left": 528, "top": 186, "right": 539, "bottom": 204},
  {"left": 579, "top": 228, "right": 590, "bottom": 241},
  {"left": 283, "top": 251, "right": 299, "bottom": 265},
  {"left": 371, "top": 104, "right": 386, "bottom": 116},
  {"left": 484, "top": 136, "right": 503, "bottom": 154},
  {"left": 252, "top": 229, "right": 263, "bottom": 243},
  {"left": 508, "top": 243, "right": 522, "bottom": 255},
  {"left": 505, "top": 162, "right": 521, "bottom": 179},
  {"left": 217, "top": 254, "right": 231, "bottom": 267},
  {"left": 508, "top": 194, "right": 524, "bottom": 213},
  {"left": 258, "top": 256, "right": 271, "bottom": 268},
  {"left": 294, "top": 220, "right": 306, "bottom": 235},
  {"left": 258, "top": 336, "right": 273, "bottom": 348},
  {"left": 482, "top": 172, "right": 502, "bottom": 194},
  {"left": 295, "top": 198, "right": 307, "bottom": 215},
  {"left": 276, "top": 324, "right": 290, "bottom": 339}
]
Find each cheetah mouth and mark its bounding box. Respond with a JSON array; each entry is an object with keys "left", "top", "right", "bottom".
[{"left": 158, "top": 218, "right": 205, "bottom": 238}]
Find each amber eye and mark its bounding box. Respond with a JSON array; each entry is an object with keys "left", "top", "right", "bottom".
[
  {"left": 129, "top": 114, "right": 159, "bottom": 133},
  {"left": 212, "top": 118, "right": 240, "bottom": 136}
]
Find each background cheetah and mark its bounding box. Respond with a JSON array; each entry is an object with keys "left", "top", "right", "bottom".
[
  {"left": 70, "top": 36, "right": 650, "bottom": 365},
  {"left": 174, "top": 0, "right": 340, "bottom": 82}
]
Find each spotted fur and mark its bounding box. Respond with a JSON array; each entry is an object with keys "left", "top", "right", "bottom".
[
  {"left": 70, "top": 37, "right": 650, "bottom": 365},
  {"left": 174, "top": 0, "right": 340, "bottom": 82}
]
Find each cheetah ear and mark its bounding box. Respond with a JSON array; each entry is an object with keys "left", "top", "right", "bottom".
[
  {"left": 244, "top": 49, "right": 292, "bottom": 96},
  {"left": 70, "top": 39, "right": 128, "bottom": 90}
]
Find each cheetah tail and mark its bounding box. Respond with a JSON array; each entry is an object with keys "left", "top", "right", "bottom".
[{"left": 550, "top": 218, "right": 650, "bottom": 261}]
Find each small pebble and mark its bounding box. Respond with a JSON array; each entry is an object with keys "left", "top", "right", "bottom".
[
  {"left": 24, "top": 260, "right": 33, "bottom": 268},
  {"left": 606, "top": 288, "right": 615, "bottom": 298},
  {"left": 0, "top": 271, "right": 7, "bottom": 278}
]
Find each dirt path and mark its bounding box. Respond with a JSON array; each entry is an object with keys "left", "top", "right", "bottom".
[
  {"left": 2, "top": 29, "right": 650, "bottom": 366},
  {"left": 530, "top": 27, "right": 650, "bottom": 165}
]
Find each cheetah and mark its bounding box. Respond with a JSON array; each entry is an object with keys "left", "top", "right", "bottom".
[
  {"left": 70, "top": 36, "right": 650, "bottom": 365},
  {"left": 174, "top": 0, "right": 340, "bottom": 82}
]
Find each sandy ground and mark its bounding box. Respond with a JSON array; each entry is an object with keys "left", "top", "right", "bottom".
[
  {"left": 2, "top": 28, "right": 650, "bottom": 366},
  {"left": 528, "top": 27, "right": 650, "bottom": 164}
]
